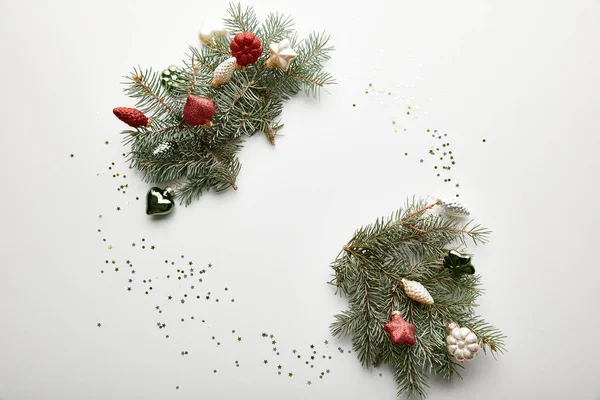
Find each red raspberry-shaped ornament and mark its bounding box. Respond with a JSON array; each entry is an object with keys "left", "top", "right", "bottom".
[
  {"left": 230, "top": 32, "right": 262, "bottom": 67},
  {"left": 183, "top": 95, "right": 216, "bottom": 127},
  {"left": 113, "top": 107, "right": 150, "bottom": 128}
]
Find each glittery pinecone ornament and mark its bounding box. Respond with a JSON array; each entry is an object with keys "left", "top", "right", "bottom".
[
  {"left": 383, "top": 311, "right": 415, "bottom": 346},
  {"left": 440, "top": 201, "right": 470, "bottom": 218},
  {"left": 152, "top": 141, "right": 173, "bottom": 157},
  {"left": 230, "top": 32, "right": 262, "bottom": 67},
  {"left": 446, "top": 322, "right": 480, "bottom": 361},
  {"left": 113, "top": 107, "right": 150, "bottom": 128},
  {"left": 183, "top": 95, "right": 216, "bottom": 127},
  {"left": 212, "top": 57, "right": 237, "bottom": 88},
  {"left": 161, "top": 65, "right": 187, "bottom": 91},
  {"left": 401, "top": 278, "right": 434, "bottom": 305}
]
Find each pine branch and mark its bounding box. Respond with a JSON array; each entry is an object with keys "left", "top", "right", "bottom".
[
  {"left": 117, "top": 3, "right": 333, "bottom": 205},
  {"left": 330, "top": 198, "right": 504, "bottom": 398}
]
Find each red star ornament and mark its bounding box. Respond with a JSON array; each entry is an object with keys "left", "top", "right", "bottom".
[{"left": 383, "top": 311, "right": 415, "bottom": 346}]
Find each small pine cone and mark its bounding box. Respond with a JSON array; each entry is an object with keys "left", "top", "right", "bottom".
[
  {"left": 401, "top": 278, "right": 434, "bottom": 305},
  {"left": 440, "top": 201, "right": 470, "bottom": 218},
  {"left": 212, "top": 57, "right": 237, "bottom": 88},
  {"left": 183, "top": 95, "right": 216, "bottom": 127},
  {"left": 113, "top": 107, "right": 150, "bottom": 128}
]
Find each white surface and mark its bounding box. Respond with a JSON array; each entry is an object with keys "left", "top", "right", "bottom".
[{"left": 1, "top": 0, "right": 600, "bottom": 399}]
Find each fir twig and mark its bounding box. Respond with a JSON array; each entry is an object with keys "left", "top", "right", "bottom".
[
  {"left": 116, "top": 3, "right": 333, "bottom": 205},
  {"left": 330, "top": 198, "right": 504, "bottom": 398}
]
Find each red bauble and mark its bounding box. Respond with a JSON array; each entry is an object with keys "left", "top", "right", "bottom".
[
  {"left": 230, "top": 32, "right": 262, "bottom": 67},
  {"left": 113, "top": 107, "right": 150, "bottom": 128},
  {"left": 383, "top": 311, "right": 415, "bottom": 346},
  {"left": 183, "top": 95, "right": 216, "bottom": 127}
]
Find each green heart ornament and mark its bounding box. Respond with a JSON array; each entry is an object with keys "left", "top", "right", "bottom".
[{"left": 146, "top": 187, "right": 175, "bottom": 216}]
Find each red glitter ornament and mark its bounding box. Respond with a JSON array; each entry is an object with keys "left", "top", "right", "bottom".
[
  {"left": 230, "top": 32, "right": 262, "bottom": 67},
  {"left": 383, "top": 311, "right": 415, "bottom": 346},
  {"left": 183, "top": 95, "right": 216, "bottom": 127},
  {"left": 113, "top": 107, "right": 150, "bottom": 128}
]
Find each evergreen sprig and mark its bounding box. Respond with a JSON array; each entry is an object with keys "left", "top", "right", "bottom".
[
  {"left": 330, "top": 198, "right": 505, "bottom": 398},
  {"left": 117, "top": 3, "right": 334, "bottom": 205}
]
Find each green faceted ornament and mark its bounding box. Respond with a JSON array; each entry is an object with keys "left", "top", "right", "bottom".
[
  {"left": 443, "top": 250, "right": 475, "bottom": 274},
  {"left": 444, "top": 250, "right": 471, "bottom": 268},
  {"left": 161, "top": 65, "right": 186, "bottom": 91},
  {"left": 146, "top": 187, "right": 175, "bottom": 216}
]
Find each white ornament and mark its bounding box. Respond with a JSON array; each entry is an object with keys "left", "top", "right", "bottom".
[
  {"left": 401, "top": 278, "right": 434, "bottom": 305},
  {"left": 445, "top": 322, "right": 480, "bottom": 361},
  {"left": 212, "top": 57, "right": 237, "bottom": 88},
  {"left": 440, "top": 200, "right": 470, "bottom": 218},
  {"left": 152, "top": 141, "right": 172, "bottom": 156},
  {"left": 198, "top": 20, "right": 227, "bottom": 45},
  {"left": 265, "top": 39, "right": 297, "bottom": 72}
]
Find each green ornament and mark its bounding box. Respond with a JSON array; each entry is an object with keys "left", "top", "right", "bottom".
[
  {"left": 161, "top": 65, "right": 186, "bottom": 91},
  {"left": 443, "top": 250, "right": 475, "bottom": 274},
  {"left": 146, "top": 187, "right": 175, "bottom": 216}
]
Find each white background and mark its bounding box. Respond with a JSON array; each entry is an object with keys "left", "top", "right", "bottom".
[{"left": 1, "top": 0, "right": 599, "bottom": 399}]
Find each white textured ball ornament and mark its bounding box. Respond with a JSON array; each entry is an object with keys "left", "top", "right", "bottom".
[
  {"left": 212, "top": 57, "right": 237, "bottom": 88},
  {"left": 401, "top": 278, "right": 434, "bottom": 305},
  {"left": 445, "top": 322, "right": 480, "bottom": 361}
]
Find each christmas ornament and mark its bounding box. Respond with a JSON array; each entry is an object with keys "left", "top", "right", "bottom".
[
  {"left": 198, "top": 23, "right": 227, "bottom": 45},
  {"left": 383, "top": 311, "right": 415, "bottom": 346},
  {"left": 113, "top": 107, "right": 150, "bottom": 128},
  {"left": 230, "top": 32, "right": 262, "bottom": 67},
  {"left": 443, "top": 250, "right": 475, "bottom": 274},
  {"left": 146, "top": 187, "right": 175, "bottom": 216},
  {"left": 440, "top": 201, "right": 470, "bottom": 217},
  {"left": 152, "top": 141, "right": 173, "bottom": 157},
  {"left": 212, "top": 57, "right": 237, "bottom": 88},
  {"left": 265, "top": 39, "right": 297, "bottom": 72},
  {"left": 401, "top": 278, "right": 434, "bottom": 305},
  {"left": 183, "top": 95, "right": 216, "bottom": 127},
  {"left": 445, "top": 322, "right": 480, "bottom": 361},
  {"left": 161, "top": 65, "right": 186, "bottom": 91}
]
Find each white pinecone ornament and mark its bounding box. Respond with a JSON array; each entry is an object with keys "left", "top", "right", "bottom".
[
  {"left": 212, "top": 57, "right": 237, "bottom": 88},
  {"left": 401, "top": 278, "right": 434, "bottom": 305},
  {"left": 152, "top": 141, "right": 172, "bottom": 156},
  {"left": 440, "top": 201, "right": 470, "bottom": 218},
  {"left": 445, "top": 322, "right": 480, "bottom": 361}
]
